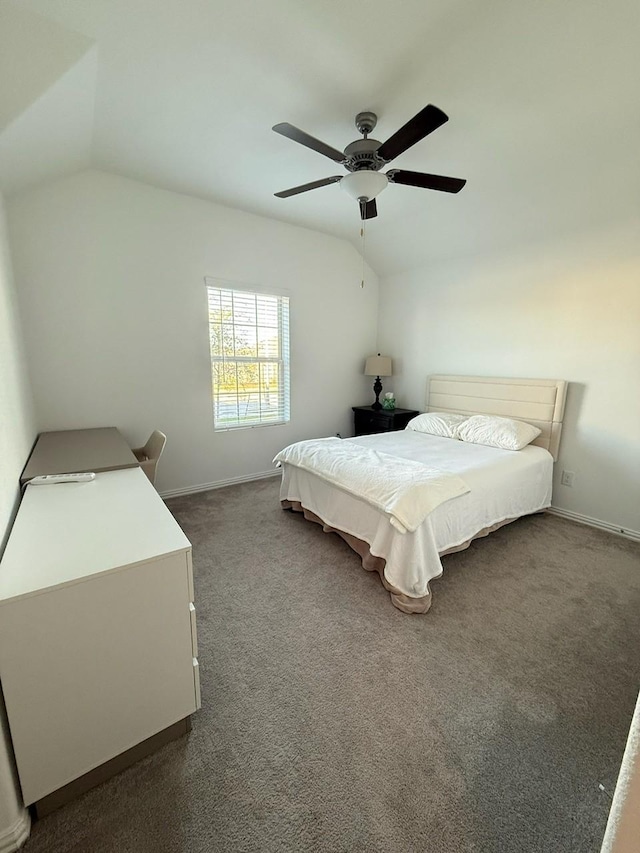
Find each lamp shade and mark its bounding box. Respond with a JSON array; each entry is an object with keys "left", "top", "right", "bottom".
[
  {"left": 341, "top": 171, "right": 389, "bottom": 201},
  {"left": 364, "top": 354, "right": 392, "bottom": 377}
]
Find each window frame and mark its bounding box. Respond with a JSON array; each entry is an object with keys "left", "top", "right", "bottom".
[{"left": 205, "top": 278, "right": 290, "bottom": 431}]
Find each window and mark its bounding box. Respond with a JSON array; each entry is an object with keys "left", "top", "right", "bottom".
[{"left": 206, "top": 281, "right": 290, "bottom": 430}]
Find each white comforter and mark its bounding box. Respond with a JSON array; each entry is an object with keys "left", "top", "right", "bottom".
[
  {"left": 274, "top": 437, "right": 470, "bottom": 533},
  {"left": 278, "top": 430, "right": 553, "bottom": 599}
]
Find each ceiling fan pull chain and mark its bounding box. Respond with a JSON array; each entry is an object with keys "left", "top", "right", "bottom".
[{"left": 361, "top": 222, "right": 366, "bottom": 288}]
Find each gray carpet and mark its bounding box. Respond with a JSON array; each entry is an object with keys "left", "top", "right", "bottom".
[{"left": 23, "top": 477, "right": 640, "bottom": 853}]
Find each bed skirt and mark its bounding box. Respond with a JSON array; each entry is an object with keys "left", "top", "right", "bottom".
[{"left": 281, "top": 499, "right": 519, "bottom": 614}]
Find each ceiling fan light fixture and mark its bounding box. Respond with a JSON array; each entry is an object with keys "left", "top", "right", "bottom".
[{"left": 340, "top": 170, "right": 388, "bottom": 202}]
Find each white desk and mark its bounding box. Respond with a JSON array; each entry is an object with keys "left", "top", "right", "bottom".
[
  {"left": 20, "top": 427, "right": 139, "bottom": 484},
  {"left": 0, "top": 468, "right": 200, "bottom": 810}
]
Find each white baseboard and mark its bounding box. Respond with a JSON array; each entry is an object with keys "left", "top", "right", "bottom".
[
  {"left": 0, "top": 811, "right": 30, "bottom": 853},
  {"left": 547, "top": 506, "right": 640, "bottom": 542},
  {"left": 160, "top": 469, "right": 280, "bottom": 500}
]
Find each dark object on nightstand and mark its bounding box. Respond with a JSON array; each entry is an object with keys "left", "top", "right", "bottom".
[{"left": 352, "top": 406, "right": 419, "bottom": 436}]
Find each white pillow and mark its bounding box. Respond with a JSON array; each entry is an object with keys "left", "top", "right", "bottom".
[
  {"left": 456, "top": 415, "right": 541, "bottom": 451},
  {"left": 405, "top": 412, "right": 468, "bottom": 439}
]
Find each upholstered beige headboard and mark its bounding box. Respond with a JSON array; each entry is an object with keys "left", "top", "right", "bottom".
[{"left": 426, "top": 375, "right": 568, "bottom": 460}]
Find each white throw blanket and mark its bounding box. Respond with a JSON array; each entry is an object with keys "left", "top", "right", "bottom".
[{"left": 274, "top": 437, "right": 470, "bottom": 534}]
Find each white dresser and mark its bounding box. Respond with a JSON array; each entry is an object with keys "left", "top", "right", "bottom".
[{"left": 0, "top": 467, "right": 200, "bottom": 811}]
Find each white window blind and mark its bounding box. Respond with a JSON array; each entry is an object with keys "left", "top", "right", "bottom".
[{"left": 206, "top": 283, "right": 290, "bottom": 430}]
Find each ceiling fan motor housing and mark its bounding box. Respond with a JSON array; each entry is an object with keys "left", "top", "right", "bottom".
[{"left": 343, "top": 139, "right": 386, "bottom": 172}]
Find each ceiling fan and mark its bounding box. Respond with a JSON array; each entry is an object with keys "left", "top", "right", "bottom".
[{"left": 272, "top": 104, "right": 466, "bottom": 220}]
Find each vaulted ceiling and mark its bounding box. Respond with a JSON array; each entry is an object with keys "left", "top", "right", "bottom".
[{"left": 1, "top": 0, "right": 637, "bottom": 276}]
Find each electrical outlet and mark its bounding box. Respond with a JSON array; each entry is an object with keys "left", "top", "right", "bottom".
[{"left": 561, "top": 470, "right": 575, "bottom": 487}]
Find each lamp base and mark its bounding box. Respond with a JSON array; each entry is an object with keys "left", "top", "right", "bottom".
[{"left": 372, "top": 375, "right": 383, "bottom": 410}]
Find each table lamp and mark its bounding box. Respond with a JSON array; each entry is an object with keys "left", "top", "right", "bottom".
[{"left": 364, "top": 354, "right": 393, "bottom": 410}]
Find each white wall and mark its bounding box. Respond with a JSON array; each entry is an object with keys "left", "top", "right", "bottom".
[
  {"left": 0, "top": 191, "right": 33, "bottom": 850},
  {"left": 0, "top": 201, "right": 35, "bottom": 547},
  {"left": 8, "top": 170, "right": 379, "bottom": 494},
  {"left": 377, "top": 220, "right": 640, "bottom": 535}
]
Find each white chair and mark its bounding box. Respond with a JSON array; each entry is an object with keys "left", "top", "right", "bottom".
[{"left": 132, "top": 430, "right": 166, "bottom": 486}]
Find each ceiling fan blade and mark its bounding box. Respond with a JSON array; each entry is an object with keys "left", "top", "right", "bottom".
[
  {"left": 359, "top": 198, "right": 378, "bottom": 220},
  {"left": 387, "top": 169, "right": 466, "bottom": 193},
  {"left": 377, "top": 105, "right": 448, "bottom": 162},
  {"left": 272, "top": 123, "right": 345, "bottom": 163},
  {"left": 274, "top": 176, "right": 342, "bottom": 198}
]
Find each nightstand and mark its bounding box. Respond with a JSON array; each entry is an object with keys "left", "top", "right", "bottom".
[{"left": 352, "top": 406, "right": 419, "bottom": 436}]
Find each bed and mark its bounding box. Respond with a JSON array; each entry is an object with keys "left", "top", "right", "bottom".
[{"left": 276, "top": 375, "right": 567, "bottom": 613}]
